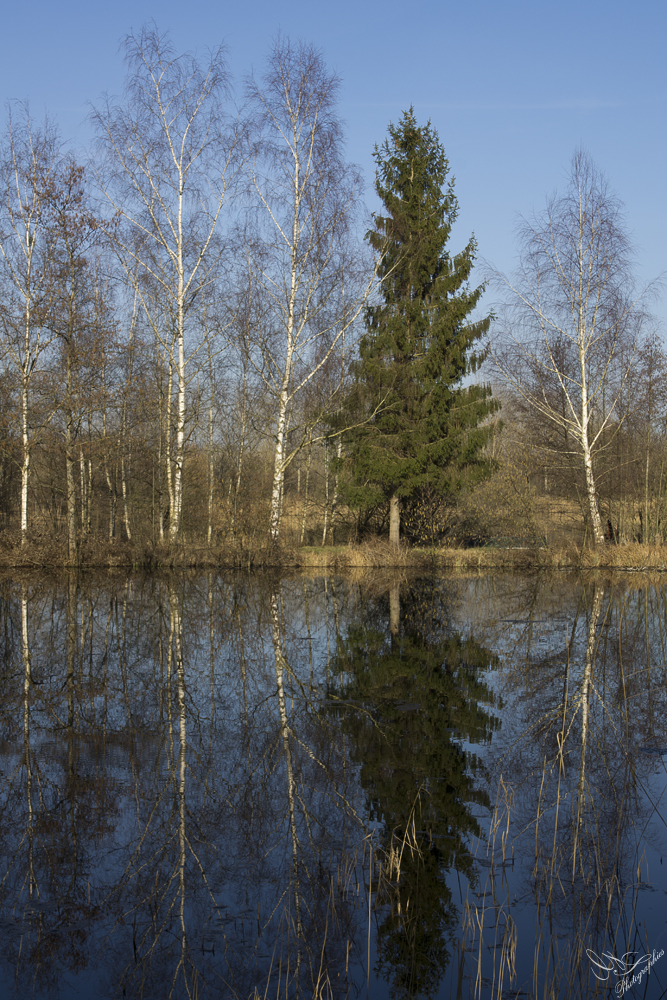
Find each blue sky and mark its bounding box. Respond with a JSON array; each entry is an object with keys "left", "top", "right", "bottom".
[{"left": 2, "top": 0, "right": 665, "bottom": 318}]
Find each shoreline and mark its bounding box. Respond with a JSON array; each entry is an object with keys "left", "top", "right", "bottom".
[{"left": 2, "top": 537, "right": 667, "bottom": 573}]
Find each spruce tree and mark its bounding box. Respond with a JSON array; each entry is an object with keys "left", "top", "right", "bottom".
[{"left": 343, "top": 109, "right": 499, "bottom": 546}]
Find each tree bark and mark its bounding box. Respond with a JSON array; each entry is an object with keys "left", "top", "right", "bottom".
[
  {"left": 20, "top": 368, "right": 30, "bottom": 544},
  {"left": 206, "top": 336, "right": 215, "bottom": 546},
  {"left": 104, "top": 454, "right": 117, "bottom": 541},
  {"left": 330, "top": 436, "right": 343, "bottom": 545},
  {"left": 300, "top": 435, "right": 312, "bottom": 545},
  {"left": 582, "top": 432, "right": 604, "bottom": 545},
  {"left": 120, "top": 297, "right": 136, "bottom": 543},
  {"left": 65, "top": 343, "right": 77, "bottom": 563},
  {"left": 579, "top": 330, "right": 604, "bottom": 545},
  {"left": 389, "top": 494, "right": 400, "bottom": 549},
  {"left": 268, "top": 178, "right": 298, "bottom": 543},
  {"left": 321, "top": 438, "right": 329, "bottom": 546},
  {"left": 79, "top": 447, "right": 87, "bottom": 534}
]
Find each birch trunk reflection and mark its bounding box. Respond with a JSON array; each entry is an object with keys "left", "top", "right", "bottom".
[
  {"left": 236, "top": 580, "right": 369, "bottom": 998},
  {"left": 111, "top": 579, "right": 205, "bottom": 999},
  {"left": 0, "top": 573, "right": 662, "bottom": 1000},
  {"left": 572, "top": 582, "right": 604, "bottom": 879},
  {"left": 270, "top": 587, "right": 304, "bottom": 982},
  {"left": 170, "top": 581, "right": 189, "bottom": 994},
  {"left": 21, "top": 583, "right": 36, "bottom": 897},
  {"left": 458, "top": 575, "right": 665, "bottom": 1000}
]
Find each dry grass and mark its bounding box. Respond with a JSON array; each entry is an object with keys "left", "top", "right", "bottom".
[
  {"left": 299, "top": 540, "right": 428, "bottom": 569},
  {"left": 4, "top": 527, "right": 667, "bottom": 573},
  {"left": 0, "top": 533, "right": 301, "bottom": 571},
  {"left": 578, "top": 541, "right": 667, "bottom": 570},
  {"left": 300, "top": 541, "right": 552, "bottom": 570}
]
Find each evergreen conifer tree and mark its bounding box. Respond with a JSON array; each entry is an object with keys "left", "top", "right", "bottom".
[{"left": 343, "top": 109, "right": 499, "bottom": 546}]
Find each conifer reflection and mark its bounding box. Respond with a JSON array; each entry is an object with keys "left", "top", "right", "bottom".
[{"left": 330, "top": 580, "right": 501, "bottom": 998}]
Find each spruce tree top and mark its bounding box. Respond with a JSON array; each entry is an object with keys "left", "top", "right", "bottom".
[{"left": 369, "top": 110, "right": 458, "bottom": 323}]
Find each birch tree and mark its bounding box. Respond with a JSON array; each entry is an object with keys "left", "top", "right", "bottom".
[
  {"left": 92, "top": 25, "right": 236, "bottom": 539},
  {"left": 244, "top": 38, "right": 378, "bottom": 542},
  {"left": 0, "top": 107, "right": 60, "bottom": 543},
  {"left": 493, "top": 152, "right": 645, "bottom": 545}
]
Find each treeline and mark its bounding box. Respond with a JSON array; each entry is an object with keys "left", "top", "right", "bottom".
[
  {"left": 0, "top": 28, "right": 380, "bottom": 560},
  {"left": 0, "top": 27, "right": 663, "bottom": 563}
]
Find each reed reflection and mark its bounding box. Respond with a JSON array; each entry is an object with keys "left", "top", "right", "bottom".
[
  {"left": 0, "top": 572, "right": 663, "bottom": 1000},
  {"left": 0, "top": 576, "right": 118, "bottom": 995},
  {"left": 460, "top": 576, "right": 667, "bottom": 1000}
]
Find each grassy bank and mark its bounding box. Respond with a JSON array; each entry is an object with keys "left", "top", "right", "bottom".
[
  {"left": 298, "top": 540, "right": 667, "bottom": 571},
  {"left": 4, "top": 532, "right": 667, "bottom": 572}
]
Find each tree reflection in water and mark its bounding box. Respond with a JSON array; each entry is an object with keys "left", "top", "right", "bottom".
[
  {"left": 0, "top": 573, "right": 663, "bottom": 999},
  {"left": 329, "top": 579, "right": 501, "bottom": 999},
  {"left": 457, "top": 576, "right": 667, "bottom": 1000}
]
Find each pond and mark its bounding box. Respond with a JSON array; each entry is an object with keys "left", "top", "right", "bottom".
[{"left": 0, "top": 570, "right": 665, "bottom": 999}]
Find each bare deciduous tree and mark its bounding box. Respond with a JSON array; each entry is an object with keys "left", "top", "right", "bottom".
[
  {"left": 492, "top": 151, "right": 648, "bottom": 545},
  {"left": 243, "top": 38, "right": 378, "bottom": 542},
  {"left": 92, "top": 24, "right": 237, "bottom": 540},
  {"left": 47, "top": 157, "right": 100, "bottom": 561},
  {"left": 0, "top": 107, "right": 60, "bottom": 543}
]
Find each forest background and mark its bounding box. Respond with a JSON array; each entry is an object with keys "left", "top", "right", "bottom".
[{"left": 0, "top": 8, "right": 665, "bottom": 568}]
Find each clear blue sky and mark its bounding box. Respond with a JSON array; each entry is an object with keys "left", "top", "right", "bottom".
[{"left": 2, "top": 0, "right": 665, "bottom": 318}]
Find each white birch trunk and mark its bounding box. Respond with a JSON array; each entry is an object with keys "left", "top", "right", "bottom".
[
  {"left": 79, "top": 447, "right": 87, "bottom": 534},
  {"left": 578, "top": 276, "right": 604, "bottom": 545},
  {"left": 170, "top": 276, "right": 186, "bottom": 540},
  {"left": 268, "top": 140, "right": 300, "bottom": 543},
  {"left": 582, "top": 429, "right": 604, "bottom": 545},
  {"left": 330, "top": 436, "right": 343, "bottom": 545},
  {"left": 321, "top": 438, "right": 330, "bottom": 546},
  {"left": 102, "top": 377, "right": 117, "bottom": 541},
  {"left": 269, "top": 368, "right": 294, "bottom": 541},
  {"left": 105, "top": 455, "right": 117, "bottom": 541},
  {"left": 120, "top": 296, "right": 136, "bottom": 543},
  {"left": 121, "top": 452, "right": 132, "bottom": 542},
  {"left": 207, "top": 339, "right": 215, "bottom": 545},
  {"left": 232, "top": 366, "right": 248, "bottom": 539},
  {"left": 20, "top": 366, "right": 30, "bottom": 543},
  {"left": 19, "top": 246, "right": 36, "bottom": 545},
  {"left": 64, "top": 342, "right": 77, "bottom": 563},
  {"left": 164, "top": 358, "right": 175, "bottom": 539},
  {"left": 300, "top": 435, "right": 312, "bottom": 545},
  {"left": 86, "top": 454, "right": 92, "bottom": 534}
]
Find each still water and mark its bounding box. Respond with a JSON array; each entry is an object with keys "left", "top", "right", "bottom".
[{"left": 1, "top": 570, "right": 666, "bottom": 999}]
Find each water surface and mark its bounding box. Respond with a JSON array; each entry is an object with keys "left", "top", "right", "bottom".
[{"left": 1, "top": 571, "right": 666, "bottom": 999}]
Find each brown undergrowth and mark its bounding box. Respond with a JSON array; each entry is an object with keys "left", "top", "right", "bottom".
[{"left": 2, "top": 530, "right": 667, "bottom": 572}]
